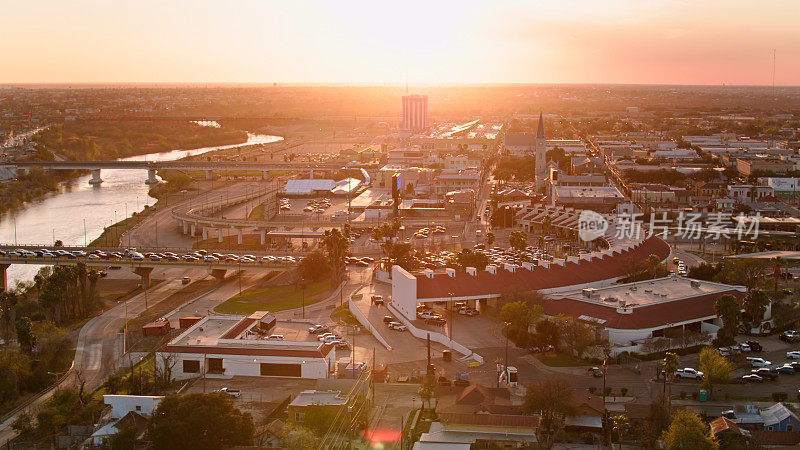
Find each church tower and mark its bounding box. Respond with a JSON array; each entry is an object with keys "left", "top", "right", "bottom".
[{"left": 535, "top": 112, "right": 547, "bottom": 191}]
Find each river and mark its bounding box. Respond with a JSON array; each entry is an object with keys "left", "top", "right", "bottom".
[{"left": 0, "top": 131, "right": 283, "bottom": 288}]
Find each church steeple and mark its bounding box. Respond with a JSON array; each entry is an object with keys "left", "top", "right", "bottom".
[{"left": 536, "top": 112, "right": 545, "bottom": 140}]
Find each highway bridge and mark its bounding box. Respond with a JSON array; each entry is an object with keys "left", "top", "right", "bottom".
[
  {"left": 1, "top": 160, "right": 344, "bottom": 185},
  {"left": 0, "top": 251, "right": 297, "bottom": 290}
]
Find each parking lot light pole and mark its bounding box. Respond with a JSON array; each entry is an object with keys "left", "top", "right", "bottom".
[{"left": 448, "top": 292, "right": 455, "bottom": 341}]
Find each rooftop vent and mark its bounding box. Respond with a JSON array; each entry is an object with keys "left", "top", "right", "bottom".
[
  {"left": 466, "top": 267, "right": 477, "bottom": 276},
  {"left": 582, "top": 288, "right": 597, "bottom": 298},
  {"left": 445, "top": 268, "right": 456, "bottom": 277},
  {"left": 486, "top": 265, "right": 497, "bottom": 275},
  {"left": 422, "top": 269, "right": 434, "bottom": 279},
  {"left": 644, "top": 289, "right": 652, "bottom": 294},
  {"left": 504, "top": 264, "right": 516, "bottom": 273},
  {"left": 690, "top": 280, "right": 700, "bottom": 288}
]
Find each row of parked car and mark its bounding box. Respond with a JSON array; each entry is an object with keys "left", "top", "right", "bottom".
[
  {"left": 717, "top": 340, "right": 763, "bottom": 355},
  {"left": 742, "top": 357, "right": 800, "bottom": 383},
  {"left": 307, "top": 324, "right": 350, "bottom": 349},
  {"left": 0, "top": 248, "right": 297, "bottom": 265}
]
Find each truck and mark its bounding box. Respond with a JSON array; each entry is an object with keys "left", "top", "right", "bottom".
[{"left": 674, "top": 368, "right": 704, "bottom": 379}]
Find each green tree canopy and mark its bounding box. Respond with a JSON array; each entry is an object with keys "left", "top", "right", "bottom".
[
  {"left": 15, "top": 317, "right": 36, "bottom": 354},
  {"left": 661, "top": 409, "right": 718, "bottom": 450},
  {"left": 699, "top": 347, "right": 734, "bottom": 397},
  {"left": 509, "top": 230, "right": 528, "bottom": 252},
  {"left": 522, "top": 377, "right": 576, "bottom": 448},
  {"left": 146, "top": 393, "right": 255, "bottom": 450},
  {"left": 741, "top": 289, "right": 769, "bottom": 329},
  {"left": 298, "top": 250, "right": 331, "bottom": 282}
]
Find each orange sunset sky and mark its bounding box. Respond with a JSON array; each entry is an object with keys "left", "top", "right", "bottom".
[{"left": 2, "top": 0, "right": 799, "bottom": 85}]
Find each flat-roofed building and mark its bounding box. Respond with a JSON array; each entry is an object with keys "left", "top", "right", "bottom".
[
  {"left": 551, "top": 186, "right": 625, "bottom": 211},
  {"left": 157, "top": 313, "right": 335, "bottom": 381}
]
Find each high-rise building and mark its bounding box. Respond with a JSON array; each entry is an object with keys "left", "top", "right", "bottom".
[
  {"left": 535, "top": 112, "right": 547, "bottom": 191},
  {"left": 402, "top": 94, "right": 428, "bottom": 132}
]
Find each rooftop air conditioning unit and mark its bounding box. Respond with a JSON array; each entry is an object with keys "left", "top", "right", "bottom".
[{"left": 690, "top": 280, "right": 700, "bottom": 288}]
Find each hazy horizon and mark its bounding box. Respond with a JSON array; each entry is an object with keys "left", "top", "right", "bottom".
[{"left": 2, "top": 0, "right": 799, "bottom": 86}]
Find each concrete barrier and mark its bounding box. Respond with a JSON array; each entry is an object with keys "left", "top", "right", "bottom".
[{"left": 348, "top": 291, "right": 392, "bottom": 350}]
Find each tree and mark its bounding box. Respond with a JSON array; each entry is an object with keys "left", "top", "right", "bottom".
[
  {"left": 771, "top": 257, "right": 785, "bottom": 292},
  {"left": 388, "top": 242, "right": 415, "bottom": 270},
  {"left": 534, "top": 319, "right": 560, "bottom": 350},
  {"left": 497, "top": 301, "right": 541, "bottom": 333},
  {"left": 714, "top": 259, "right": 767, "bottom": 290},
  {"left": 146, "top": 393, "right": 255, "bottom": 450},
  {"left": 611, "top": 415, "right": 631, "bottom": 450},
  {"left": 105, "top": 424, "right": 137, "bottom": 450},
  {"left": 662, "top": 352, "right": 679, "bottom": 397},
  {"left": 635, "top": 395, "right": 671, "bottom": 449},
  {"left": 741, "top": 289, "right": 769, "bottom": 330},
  {"left": 522, "top": 377, "right": 576, "bottom": 449},
  {"left": 448, "top": 248, "right": 489, "bottom": 271},
  {"left": 660, "top": 409, "right": 718, "bottom": 450},
  {"left": 371, "top": 220, "right": 401, "bottom": 270},
  {"left": 0, "top": 290, "right": 18, "bottom": 341},
  {"left": 509, "top": 230, "right": 528, "bottom": 252},
  {"left": 486, "top": 231, "right": 495, "bottom": 247},
  {"left": 15, "top": 316, "right": 37, "bottom": 354},
  {"left": 714, "top": 294, "right": 741, "bottom": 346},
  {"left": 302, "top": 405, "right": 337, "bottom": 436},
  {"left": 645, "top": 254, "right": 663, "bottom": 279},
  {"left": 698, "top": 347, "right": 733, "bottom": 398},
  {"left": 298, "top": 250, "right": 331, "bottom": 282},
  {"left": 53, "top": 240, "right": 63, "bottom": 247},
  {"left": 322, "top": 228, "right": 349, "bottom": 285}
]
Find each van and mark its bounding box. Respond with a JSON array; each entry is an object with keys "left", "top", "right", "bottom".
[{"left": 267, "top": 334, "right": 284, "bottom": 341}]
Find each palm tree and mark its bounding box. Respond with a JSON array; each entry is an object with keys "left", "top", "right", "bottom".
[
  {"left": 322, "top": 228, "right": 349, "bottom": 285},
  {"left": 611, "top": 415, "right": 630, "bottom": 450},
  {"left": 771, "top": 256, "right": 786, "bottom": 292}
]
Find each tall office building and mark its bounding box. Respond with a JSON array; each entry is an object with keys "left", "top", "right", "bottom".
[{"left": 402, "top": 94, "right": 428, "bottom": 132}]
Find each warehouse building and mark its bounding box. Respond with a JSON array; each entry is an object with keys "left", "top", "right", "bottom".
[{"left": 157, "top": 312, "right": 335, "bottom": 380}]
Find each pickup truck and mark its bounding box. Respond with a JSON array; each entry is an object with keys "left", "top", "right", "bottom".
[{"left": 674, "top": 368, "right": 704, "bottom": 379}]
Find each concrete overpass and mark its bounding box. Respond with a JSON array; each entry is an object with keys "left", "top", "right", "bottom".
[
  {"left": 1, "top": 160, "right": 344, "bottom": 185},
  {"left": 0, "top": 253, "right": 295, "bottom": 290}
]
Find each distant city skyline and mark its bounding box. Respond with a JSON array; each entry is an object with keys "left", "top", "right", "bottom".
[{"left": 2, "top": 0, "right": 799, "bottom": 85}]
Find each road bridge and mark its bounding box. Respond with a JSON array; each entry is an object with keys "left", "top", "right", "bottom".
[
  {"left": 1, "top": 160, "right": 344, "bottom": 185},
  {"left": 0, "top": 253, "right": 295, "bottom": 290}
]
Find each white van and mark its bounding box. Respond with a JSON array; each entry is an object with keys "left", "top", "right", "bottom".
[{"left": 267, "top": 334, "right": 284, "bottom": 341}]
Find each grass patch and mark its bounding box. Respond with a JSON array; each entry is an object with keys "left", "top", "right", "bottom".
[
  {"left": 331, "top": 304, "right": 360, "bottom": 326},
  {"left": 248, "top": 203, "right": 265, "bottom": 219},
  {"left": 214, "top": 279, "right": 332, "bottom": 314},
  {"left": 536, "top": 353, "right": 586, "bottom": 367}
]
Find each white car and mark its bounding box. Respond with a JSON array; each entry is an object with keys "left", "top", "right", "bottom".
[
  {"left": 746, "top": 357, "right": 771, "bottom": 367},
  {"left": 674, "top": 368, "right": 704, "bottom": 379},
  {"left": 786, "top": 351, "right": 800, "bottom": 359},
  {"left": 215, "top": 387, "right": 241, "bottom": 398},
  {"left": 388, "top": 322, "right": 407, "bottom": 331},
  {"left": 318, "top": 333, "right": 338, "bottom": 342}
]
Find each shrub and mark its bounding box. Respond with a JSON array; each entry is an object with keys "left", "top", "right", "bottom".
[
  {"left": 691, "top": 392, "right": 698, "bottom": 400},
  {"left": 680, "top": 391, "right": 687, "bottom": 399},
  {"left": 621, "top": 387, "right": 628, "bottom": 396}
]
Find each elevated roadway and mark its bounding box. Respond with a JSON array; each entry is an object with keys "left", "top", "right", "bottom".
[
  {"left": 1, "top": 160, "right": 345, "bottom": 185},
  {"left": 0, "top": 252, "right": 295, "bottom": 290}
]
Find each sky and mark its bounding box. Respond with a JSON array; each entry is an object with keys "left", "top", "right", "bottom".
[{"left": 1, "top": 0, "right": 799, "bottom": 85}]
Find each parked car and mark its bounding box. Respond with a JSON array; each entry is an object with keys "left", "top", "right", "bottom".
[
  {"left": 746, "top": 357, "right": 771, "bottom": 367},
  {"left": 745, "top": 340, "right": 763, "bottom": 352},
  {"left": 371, "top": 295, "right": 384, "bottom": 306},
  {"left": 588, "top": 367, "right": 603, "bottom": 378},
  {"left": 318, "top": 333, "right": 337, "bottom": 341},
  {"left": 741, "top": 374, "right": 764, "bottom": 383},
  {"left": 674, "top": 368, "right": 704, "bottom": 379},
  {"left": 776, "top": 365, "right": 796, "bottom": 375},
  {"left": 215, "top": 387, "right": 241, "bottom": 398},
  {"left": 780, "top": 331, "right": 800, "bottom": 342},
  {"left": 267, "top": 334, "right": 284, "bottom": 341},
  {"left": 388, "top": 322, "right": 407, "bottom": 331},
  {"left": 786, "top": 351, "right": 800, "bottom": 360},
  {"left": 383, "top": 316, "right": 395, "bottom": 325},
  {"left": 308, "top": 324, "right": 330, "bottom": 334},
  {"left": 751, "top": 368, "right": 778, "bottom": 380},
  {"left": 426, "top": 317, "right": 446, "bottom": 326}
]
